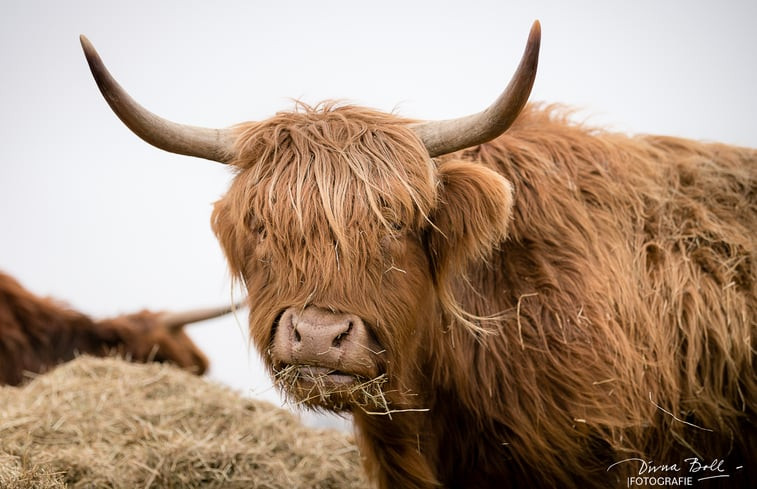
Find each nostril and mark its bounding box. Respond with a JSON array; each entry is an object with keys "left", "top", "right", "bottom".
[
  {"left": 331, "top": 321, "right": 353, "bottom": 348},
  {"left": 293, "top": 327, "right": 302, "bottom": 343}
]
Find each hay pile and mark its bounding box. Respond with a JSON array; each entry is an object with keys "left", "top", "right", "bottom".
[{"left": 0, "top": 356, "right": 367, "bottom": 489}]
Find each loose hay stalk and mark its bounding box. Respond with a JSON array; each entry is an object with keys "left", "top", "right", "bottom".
[{"left": 0, "top": 356, "right": 368, "bottom": 489}]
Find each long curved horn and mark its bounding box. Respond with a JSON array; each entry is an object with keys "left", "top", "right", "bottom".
[
  {"left": 159, "top": 300, "right": 247, "bottom": 332},
  {"left": 411, "top": 21, "right": 541, "bottom": 158},
  {"left": 79, "top": 35, "right": 237, "bottom": 163}
]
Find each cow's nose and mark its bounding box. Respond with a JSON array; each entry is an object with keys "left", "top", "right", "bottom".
[
  {"left": 293, "top": 313, "right": 356, "bottom": 350},
  {"left": 274, "top": 306, "right": 364, "bottom": 363}
]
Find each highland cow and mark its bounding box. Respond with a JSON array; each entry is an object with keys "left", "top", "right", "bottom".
[
  {"left": 80, "top": 21, "right": 755, "bottom": 489},
  {"left": 0, "top": 270, "right": 238, "bottom": 386}
]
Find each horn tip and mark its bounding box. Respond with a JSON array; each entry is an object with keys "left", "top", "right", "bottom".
[
  {"left": 529, "top": 20, "right": 542, "bottom": 43},
  {"left": 79, "top": 34, "right": 100, "bottom": 68},
  {"left": 79, "top": 34, "right": 92, "bottom": 51}
]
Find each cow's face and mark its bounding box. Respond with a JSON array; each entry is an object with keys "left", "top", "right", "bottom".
[
  {"left": 212, "top": 105, "right": 513, "bottom": 412},
  {"left": 80, "top": 21, "right": 536, "bottom": 412},
  {"left": 98, "top": 303, "right": 239, "bottom": 375},
  {"left": 103, "top": 311, "right": 210, "bottom": 375}
]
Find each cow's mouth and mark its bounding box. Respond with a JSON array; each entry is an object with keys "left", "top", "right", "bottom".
[
  {"left": 294, "top": 365, "right": 358, "bottom": 385},
  {"left": 272, "top": 361, "right": 389, "bottom": 413},
  {"left": 272, "top": 362, "right": 374, "bottom": 389}
]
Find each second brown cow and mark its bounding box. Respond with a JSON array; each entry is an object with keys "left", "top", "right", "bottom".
[{"left": 0, "top": 270, "right": 238, "bottom": 386}]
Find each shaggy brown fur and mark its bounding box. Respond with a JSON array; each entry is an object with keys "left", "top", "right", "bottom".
[
  {"left": 0, "top": 271, "right": 210, "bottom": 385},
  {"left": 211, "top": 102, "right": 756, "bottom": 489}
]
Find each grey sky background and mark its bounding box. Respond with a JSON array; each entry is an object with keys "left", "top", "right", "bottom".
[{"left": 1, "top": 1, "right": 755, "bottom": 429}]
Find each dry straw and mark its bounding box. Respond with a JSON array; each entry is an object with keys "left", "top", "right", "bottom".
[{"left": 0, "top": 356, "right": 367, "bottom": 489}]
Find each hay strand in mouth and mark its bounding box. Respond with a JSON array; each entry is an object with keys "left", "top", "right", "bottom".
[{"left": 273, "top": 364, "right": 426, "bottom": 418}]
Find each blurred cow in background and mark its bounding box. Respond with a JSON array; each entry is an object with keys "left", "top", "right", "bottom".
[
  {"left": 0, "top": 270, "right": 240, "bottom": 386},
  {"left": 81, "top": 21, "right": 755, "bottom": 489}
]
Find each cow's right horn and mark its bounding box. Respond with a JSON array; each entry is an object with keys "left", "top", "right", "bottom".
[
  {"left": 411, "top": 21, "right": 541, "bottom": 158},
  {"left": 80, "top": 35, "right": 237, "bottom": 164}
]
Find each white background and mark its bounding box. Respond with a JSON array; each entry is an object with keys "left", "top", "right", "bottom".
[{"left": 1, "top": 1, "right": 755, "bottom": 429}]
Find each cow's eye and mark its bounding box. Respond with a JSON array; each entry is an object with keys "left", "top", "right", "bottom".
[
  {"left": 381, "top": 222, "right": 406, "bottom": 252},
  {"left": 254, "top": 222, "right": 267, "bottom": 241}
]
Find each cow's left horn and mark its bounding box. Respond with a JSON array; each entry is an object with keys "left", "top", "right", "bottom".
[
  {"left": 80, "top": 35, "right": 237, "bottom": 164},
  {"left": 159, "top": 301, "right": 247, "bottom": 332},
  {"left": 411, "top": 20, "right": 541, "bottom": 158}
]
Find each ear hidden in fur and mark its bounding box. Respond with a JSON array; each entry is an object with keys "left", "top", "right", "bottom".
[{"left": 427, "top": 160, "right": 514, "bottom": 277}]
